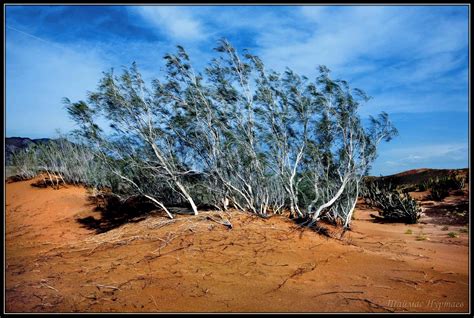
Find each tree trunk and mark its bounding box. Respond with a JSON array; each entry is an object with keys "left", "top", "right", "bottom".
[
  {"left": 312, "top": 174, "right": 350, "bottom": 222},
  {"left": 149, "top": 142, "right": 199, "bottom": 216},
  {"left": 343, "top": 181, "right": 359, "bottom": 228},
  {"left": 175, "top": 180, "right": 199, "bottom": 215},
  {"left": 144, "top": 194, "right": 174, "bottom": 219}
]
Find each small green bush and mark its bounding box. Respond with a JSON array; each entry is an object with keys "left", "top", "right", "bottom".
[
  {"left": 416, "top": 233, "right": 428, "bottom": 241},
  {"left": 447, "top": 232, "right": 459, "bottom": 238}
]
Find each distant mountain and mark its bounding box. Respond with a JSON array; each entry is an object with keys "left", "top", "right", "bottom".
[
  {"left": 5, "top": 137, "right": 52, "bottom": 164},
  {"left": 369, "top": 168, "right": 469, "bottom": 187}
]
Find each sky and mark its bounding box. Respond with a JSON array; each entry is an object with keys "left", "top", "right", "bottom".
[{"left": 5, "top": 5, "right": 469, "bottom": 176}]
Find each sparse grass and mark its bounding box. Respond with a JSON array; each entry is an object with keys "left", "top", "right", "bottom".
[
  {"left": 404, "top": 229, "right": 413, "bottom": 235},
  {"left": 447, "top": 232, "right": 459, "bottom": 238},
  {"left": 459, "top": 228, "right": 469, "bottom": 234},
  {"left": 415, "top": 233, "right": 428, "bottom": 241},
  {"left": 441, "top": 226, "right": 449, "bottom": 231}
]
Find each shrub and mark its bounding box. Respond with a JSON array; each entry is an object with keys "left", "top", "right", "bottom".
[
  {"left": 417, "top": 180, "right": 431, "bottom": 192},
  {"left": 416, "top": 233, "right": 428, "bottom": 241},
  {"left": 361, "top": 180, "right": 421, "bottom": 224},
  {"left": 429, "top": 184, "right": 449, "bottom": 201},
  {"left": 10, "top": 147, "right": 38, "bottom": 180},
  {"left": 10, "top": 40, "right": 399, "bottom": 228},
  {"left": 428, "top": 174, "right": 465, "bottom": 201}
]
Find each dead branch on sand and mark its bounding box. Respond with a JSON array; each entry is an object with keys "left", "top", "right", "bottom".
[
  {"left": 96, "top": 284, "right": 121, "bottom": 291},
  {"left": 314, "top": 290, "right": 364, "bottom": 298},
  {"left": 344, "top": 297, "right": 395, "bottom": 312},
  {"left": 141, "top": 242, "right": 194, "bottom": 263},
  {"left": 268, "top": 263, "right": 317, "bottom": 293},
  {"left": 39, "top": 279, "right": 59, "bottom": 293}
]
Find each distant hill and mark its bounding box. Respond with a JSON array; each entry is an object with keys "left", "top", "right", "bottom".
[
  {"left": 369, "top": 168, "right": 469, "bottom": 188},
  {"left": 5, "top": 137, "right": 52, "bottom": 164}
]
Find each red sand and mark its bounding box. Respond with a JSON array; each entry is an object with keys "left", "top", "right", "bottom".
[{"left": 5, "top": 178, "right": 469, "bottom": 313}]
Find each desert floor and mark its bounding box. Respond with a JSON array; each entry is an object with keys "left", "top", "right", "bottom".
[{"left": 5, "top": 178, "right": 469, "bottom": 313}]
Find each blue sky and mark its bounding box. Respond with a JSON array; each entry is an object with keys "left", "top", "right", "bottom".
[{"left": 5, "top": 5, "right": 469, "bottom": 175}]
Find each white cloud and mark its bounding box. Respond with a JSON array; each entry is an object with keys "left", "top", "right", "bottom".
[
  {"left": 248, "top": 6, "right": 468, "bottom": 115},
  {"left": 256, "top": 6, "right": 403, "bottom": 72},
  {"left": 385, "top": 143, "right": 468, "bottom": 163},
  {"left": 133, "top": 6, "right": 206, "bottom": 41}
]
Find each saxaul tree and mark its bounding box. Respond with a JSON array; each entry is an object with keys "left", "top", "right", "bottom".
[
  {"left": 11, "top": 146, "right": 38, "bottom": 180},
  {"left": 303, "top": 68, "right": 398, "bottom": 228},
  {"left": 64, "top": 39, "right": 398, "bottom": 227},
  {"left": 10, "top": 137, "right": 111, "bottom": 190},
  {"left": 162, "top": 41, "right": 283, "bottom": 216},
  {"left": 252, "top": 63, "right": 315, "bottom": 218},
  {"left": 65, "top": 63, "right": 200, "bottom": 218}
]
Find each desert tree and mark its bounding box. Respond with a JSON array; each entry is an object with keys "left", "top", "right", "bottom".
[
  {"left": 305, "top": 67, "right": 398, "bottom": 228},
  {"left": 11, "top": 146, "right": 38, "bottom": 180},
  {"left": 161, "top": 40, "right": 280, "bottom": 216},
  {"left": 62, "top": 39, "right": 398, "bottom": 227},
  {"left": 8, "top": 135, "right": 112, "bottom": 190},
  {"left": 64, "top": 62, "right": 202, "bottom": 218}
]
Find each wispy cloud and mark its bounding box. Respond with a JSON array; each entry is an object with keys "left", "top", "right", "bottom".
[
  {"left": 132, "top": 6, "right": 207, "bottom": 42},
  {"left": 388, "top": 143, "right": 468, "bottom": 162},
  {"left": 5, "top": 5, "right": 468, "bottom": 175},
  {"left": 250, "top": 6, "right": 468, "bottom": 115},
  {"left": 374, "top": 143, "right": 468, "bottom": 175}
]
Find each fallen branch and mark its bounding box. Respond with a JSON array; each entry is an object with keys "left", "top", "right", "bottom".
[
  {"left": 268, "top": 263, "right": 316, "bottom": 293},
  {"left": 344, "top": 297, "right": 395, "bottom": 312},
  {"left": 141, "top": 242, "right": 194, "bottom": 262},
  {"left": 314, "top": 290, "right": 364, "bottom": 298},
  {"left": 40, "top": 279, "right": 59, "bottom": 293},
  {"left": 96, "top": 284, "right": 121, "bottom": 291},
  {"left": 261, "top": 262, "right": 289, "bottom": 267},
  {"left": 206, "top": 215, "right": 233, "bottom": 229}
]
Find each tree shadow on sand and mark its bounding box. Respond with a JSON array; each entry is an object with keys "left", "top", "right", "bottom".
[
  {"left": 291, "top": 216, "right": 333, "bottom": 238},
  {"left": 421, "top": 198, "right": 469, "bottom": 225},
  {"left": 77, "top": 194, "right": 198, "bottom": 234}
]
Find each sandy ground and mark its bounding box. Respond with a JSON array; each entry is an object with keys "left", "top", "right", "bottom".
[{"left": 5, "top": 178, "right": 469, "bottom": 313}]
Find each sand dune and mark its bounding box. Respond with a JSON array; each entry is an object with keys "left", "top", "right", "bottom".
[{"left": 5, "top": 177, "right": 469, "bottom": 313}]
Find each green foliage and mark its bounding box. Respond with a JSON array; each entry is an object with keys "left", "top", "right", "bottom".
[
  {"left": 417, "top": 180, "right": 430, "bottom": 191},
  {"left": 9, "top": 137, "right": 114, "bottom": 190},
  {"left": 428, "top": 174, "right": 465, "bottom": 201},
  {"left": 361, "top": 180, "right": 421, "bottom": 224},
  {"left": 430, "top": 184, "right": 449, "bottom": 201},
  {"left": 447, "top": 232, "right": 459, "bottom": 238},
  {"left": 416, "top": 233, "right": 428, "bottom": 241},
  {"left": 55, "top": 39, "right": 397, "bottom": 223}
]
